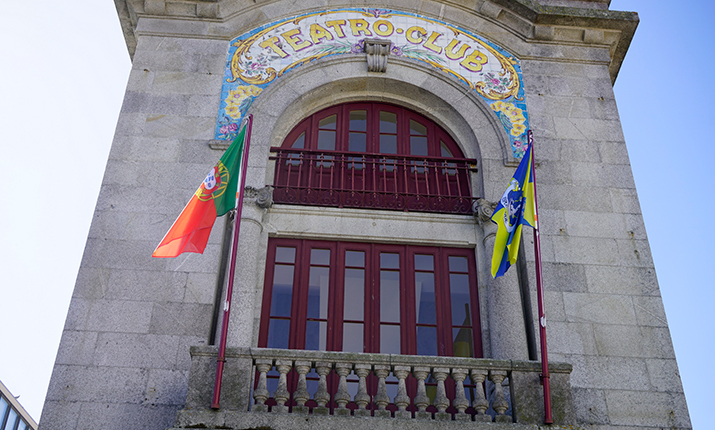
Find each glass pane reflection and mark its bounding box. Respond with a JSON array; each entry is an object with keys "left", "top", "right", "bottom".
[{"left": 380, "top": 324, "right": 400, "bottom": 354}]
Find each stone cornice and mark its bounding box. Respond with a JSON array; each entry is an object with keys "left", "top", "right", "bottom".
[{"left": 115, "top": 0, "right": 638, "bottom": 84}]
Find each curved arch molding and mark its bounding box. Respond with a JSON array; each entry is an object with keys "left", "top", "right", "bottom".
[{"left": 215, "top": 8, "right": 530, "bottom": 158}]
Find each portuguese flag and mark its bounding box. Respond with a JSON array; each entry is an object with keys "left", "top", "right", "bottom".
[{"left": 152, "top": 125, "right": 247, "bottom": 258}]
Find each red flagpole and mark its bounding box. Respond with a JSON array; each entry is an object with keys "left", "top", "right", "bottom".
[
  {"left": 527, "top": 130, "right": 553, "bottom": 424},
  {"left": 211, "top": 114, "right": 253, "bottom": 409}
]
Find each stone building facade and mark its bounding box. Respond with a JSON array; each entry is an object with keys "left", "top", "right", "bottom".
[{"left": 39, "top": 1, "right": 691, "bottom": 429}]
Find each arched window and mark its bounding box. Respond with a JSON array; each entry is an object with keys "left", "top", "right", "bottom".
[{"left": 271, "top": 102, "right": 477, "bottom": 214}]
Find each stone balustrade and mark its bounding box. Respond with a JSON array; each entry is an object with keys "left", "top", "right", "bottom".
[{"left": 179, "top": 346, "right": 575, "bottom": 428}]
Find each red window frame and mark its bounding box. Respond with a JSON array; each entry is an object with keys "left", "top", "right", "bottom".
[
  {"left": 282, "top": 102, "right": 464, "bottom": 157},
  {"left": 259, "top": 238, "right": 483, "bottom": 358}
]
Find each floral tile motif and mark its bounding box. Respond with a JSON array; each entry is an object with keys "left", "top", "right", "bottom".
[{"left": 215, "top": 8, "right": 530, "bottom": 158}]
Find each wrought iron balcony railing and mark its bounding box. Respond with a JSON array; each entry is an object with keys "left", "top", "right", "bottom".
[{"left": 270, "top": 148, "right": 478, "bottom": 214}]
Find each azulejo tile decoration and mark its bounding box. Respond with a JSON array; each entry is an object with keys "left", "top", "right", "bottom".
[{"left": 216, "top": 8, "right": 530, "bottom": 158}]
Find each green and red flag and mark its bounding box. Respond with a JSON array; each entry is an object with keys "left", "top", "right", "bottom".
[{"left": 152, "top": 124, "right": 247, "bottom": 258}]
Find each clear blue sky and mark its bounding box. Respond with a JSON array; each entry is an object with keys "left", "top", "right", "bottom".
[{"left": 0, "top": 1, "right": 710, "bottom": 428}]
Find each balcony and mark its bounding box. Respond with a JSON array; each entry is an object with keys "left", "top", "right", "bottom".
[
  {"left": 171, "top": 347, "right": 575, "bottom": 430},
  {"left": 270, "top": 148, "right": 478, "bottom": 215}
]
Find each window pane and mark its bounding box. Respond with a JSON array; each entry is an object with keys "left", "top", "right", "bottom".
[
  {"left": 306, "top": 320, "right": 327, "bottom": 350},
  {"left": 380, "top": 111, "right": 397, "bottom": 133},
  {"left": 410, "top": 119, "right": 427, "bottom": 135},
  {"left": 291, "top": 132, "right": 305, "bottom": 149},
  {"left": 343, "top": 322, "right": 364, "bottom": 352},
  {"left": 344, "top": 268, "right": 365, "bottom": 320},
  {"left": 410, "top": 136, "right": 428, "bottom": 156},
  {"left": 379, "top": 134, "right": 397, "bottom": 154},
  {"left": 414, "top": 254, "right": 434, "bottom": 270},
  {"left": 440, "top": 141, "right": 453, "bottom": 157},
  {"left": 453, "top": 327, "right": 474, "bottom": 357},
  {"left": 308, "top": 266, "right": 329, "bottom": 319},
  {"left": 0, "top": 398, "right": 8, "bottom": 427},
  {"left": 317, "top": 130, "right": 336, "bottom": 150},
  {"left": 416, "top": 326, "right": 437, "bottom": 356},
  {"left": 380, "top": 270, "right": 400, "bottom": 323},
  {"left": 349, "top": 132, "right": 366, "bottom": 152},
  {"left": 275, "top": 246, "right": 296, "bottom": 263},
  {"left": 380, "top": 324, "right": 401, "bottom": 354},
  {"left": 415, "top": 272, "right": 436, "bottom": 324},
  {"left": 380, "top": 252, "right": 399, "bottom": 269},
  {"left": 310, "top": 249, "right": 330, "bottom": 265},
  {"left": 449, "top": 255, "right": 468, "bottom": 272},
  {"left": 349, "top": 110, "right": 367, "bottom": 131},
  {"left": 271, "top": 266, "right": 294, "bottom": 317},
  {"left": 345, "top": 250, "right": 365, "bottom": 267},
  {"left": 450, "top": 273, "right": 471, "bottom": 325},
  {"left": 319, "top": 114, "right": 337, "bottom": 129},
  {"left": 267, "top": 319, "right": 290, "bottom": 348}
]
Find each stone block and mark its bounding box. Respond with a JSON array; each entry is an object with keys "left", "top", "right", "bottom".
[
  {"left": 541, "top": 262, "right": 587, "bottom": 293},
  {"left": 533, "top": 159, "right": 572, "bottom": 185},
  {"left": 141, "top": 114, "right": 216, "bottom": 139},
  {"left": 187, "top": 94, "right": 221, "bottom": 117},
  {"left": 553, "top": 118, "right": 625, "bottom": 142},
  {"left": 44, "top": 364, "right": 149, "bottom": 403},
  {"left": 37, "top": 400, "right": 81, "bottom": 430},
  {"left": 544, "top": 291, "right": 567, "bottom": 322},
  {"left": 151, "top": 71, "right": 222, "bottom": 96},
  {"left": 185, "top": 272, "right": 220, "bottom": 304},
  {"left": 107, "top": 135, "right": 182, "bottom": 163},
  {"left": 548, "top": 321, "right": 597, "bottom": 356},
  {"left": 114, "top": 112, "right": 149, "bottom": 137},
  {"left": 616, "top": 238, "right": 654, "bottom": 267},
  {"left": 585, "top": 265, "right": 660, "bottom": 296},
  {"left": 149, "top": 302, "right": 213, "bottom": 336},
  {"left": 593, "top": 324, "right": 646, "bottom": 357},
  {"left": 94, "top": 332, "right": 180, "bottom": 368},
  {"left": 551, "top": 236, "right": 619, "bottom": 265},
  {"left": 646, "top": 358, "right": 684, "bottom": 393},
  {"left": 639, "top": 326, "right": 677, "bottom": 359},
  {"left": 572, "top": 355, "right": 650, "bottom": 391},
  {"left": 75, "top": 402, "right": 179, "bottom": 430},
  {"left": 63, "top": 298, "right": 91, "bottom": 331},
  {"left": 570, "top": 162, "right": 635, "bottom": 189},
  {"left": 559, "top": 138, "right": 602, "bottom": 162},
  {"left": 511, "top": 369, "right": 575, "bottom": 425},
  {"left": 538, "top": 184, "right": 613, "bottom": 213},
  {"left": 563, "top": 292, "right": 636, "bottom": 325},
  {"left": 133, "top": 49, "right": 199, "bottom": 73},
  {"left": 624, "top": 213, "right": 648, "bottom": 240},
  {"left": 86, "top": 299, "right": 153, "bottom": 333},
  {"left": 54, "top": 330, "right": 99, "bottom": 366},
  {"left": 571, "top": 387, "right": 609, "bottom": 425},
  {"left": 633, "top": 296, "right": 669, "bottom": 327},
  {"left": 80, "top": 237, "right": 163, "bottom": 272},
  {"left": 136, "top": 17, "right": 209, "bottom": 37},
  {"left": 604, "top": 390, "right": 691, "bottom": 428},
  {"left": 563, "top": 210, "right": 627, "bottom": 239},
  {"left": 104, "top": 269, "right": 187, "bottom": 302},
  {"left": 536, "top": 209, "right": 566, "bottom": 237},
  {"left": 72, "top": 267, "right": 111, "bottom": 299},
  {"left": 609, "top": 187, "right": 642, "bottom": 214},
  {"left": 145, "top": 369, "right": 189, "bottom": 405}
]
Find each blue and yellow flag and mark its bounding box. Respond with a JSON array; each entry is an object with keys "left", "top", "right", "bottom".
[{"left": 491, "top": 143, "right": 536, "bottom": 278}]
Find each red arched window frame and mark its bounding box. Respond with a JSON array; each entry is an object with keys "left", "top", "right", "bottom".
[{"left": 271, "top": 102, "right": 477, "bottom": 214}]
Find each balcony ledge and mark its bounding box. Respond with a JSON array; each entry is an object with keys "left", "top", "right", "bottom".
[{"left": 177, "top": 346, "right": 575, "bottom": 428}]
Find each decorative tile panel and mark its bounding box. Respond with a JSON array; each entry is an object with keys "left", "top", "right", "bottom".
[{"left": 216, "top": 8, "right": 530, "bottom": 158}]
